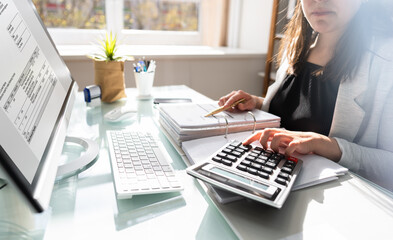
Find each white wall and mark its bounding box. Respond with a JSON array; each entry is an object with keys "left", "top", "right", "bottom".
[
  {"left": 64, "top": 53, "right": 265, "bottom": 100},
  {"left": 238, "top": 0, "right": 273, "bottom": 52}
]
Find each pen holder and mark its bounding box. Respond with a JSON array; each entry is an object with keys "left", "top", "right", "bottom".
[{"left": 134, "top": 71, "right": 155, "bottom": 99}]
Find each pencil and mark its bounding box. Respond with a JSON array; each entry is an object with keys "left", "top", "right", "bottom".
[{"left": 204, "top": 98, "right": 246, "bottom": 117}]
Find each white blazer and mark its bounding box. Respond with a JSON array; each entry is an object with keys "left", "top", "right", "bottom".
[{"left": 262, "top": 37, "right": 393, "bottom": 192}]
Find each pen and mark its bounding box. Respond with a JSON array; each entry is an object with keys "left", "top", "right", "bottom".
[{"left": 204, "top": 98, "right": 246, "bottom": 117}]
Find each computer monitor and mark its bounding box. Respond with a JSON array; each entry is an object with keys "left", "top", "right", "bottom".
[{"left": 0, "top": 0, "right": 79, "bottom": 213}]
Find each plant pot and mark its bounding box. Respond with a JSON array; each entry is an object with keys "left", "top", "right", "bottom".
[{"left": 93, "top": 60, "right": 126, "bottom": 103}]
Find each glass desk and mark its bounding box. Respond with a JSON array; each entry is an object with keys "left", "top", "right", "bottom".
[
  {"left": 1, "top": 85, "right": 393, "bottom": 240},
  {"left": 0, "top": 85, "right": 238, "bottom": 240}
]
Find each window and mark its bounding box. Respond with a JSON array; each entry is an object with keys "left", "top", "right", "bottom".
[{"left": 32, "top": 0, "right": 201, "bottom": 45}]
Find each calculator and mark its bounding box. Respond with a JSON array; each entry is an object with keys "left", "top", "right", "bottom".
[{"left": 186, "top": 140, "right": 302, "bottom": 208}]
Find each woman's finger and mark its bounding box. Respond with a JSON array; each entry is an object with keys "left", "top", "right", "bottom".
[
  {"left": 270, "top": 133, "right": 292, "bottom": 152},
  {"left": 284, "top": 140, "right": 301, "bottom": 157},
  {"left": 218, "top": 91, "right": 236, "bottom": 106},
  {"left": 259, "top": 128, "right": 277, "bottom": 149},
  {"left": 242, "top": 131, "right": 263, "bottom": 145}
]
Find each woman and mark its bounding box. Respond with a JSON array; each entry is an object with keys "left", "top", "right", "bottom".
[{"left": 219, "top": 0, "right": 393, "bottom": 191}]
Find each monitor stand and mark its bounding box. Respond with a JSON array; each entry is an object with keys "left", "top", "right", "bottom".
[
  {"left": 0, "top": 136, "right": 99, "bottom": 190},
  {"left": 0, "top": 179, "right": 6, "bottom": 190},
  {"left": 55, "top": 136, "right": 99, "bottom": 181}
]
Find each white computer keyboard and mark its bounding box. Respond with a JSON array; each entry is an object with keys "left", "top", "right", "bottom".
[{"left": 107, "top": 130, "right": 183, "bottom": 199}]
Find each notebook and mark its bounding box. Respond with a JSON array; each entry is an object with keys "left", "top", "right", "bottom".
[{"left": 158, "top": 103, "right": 280, "bottom": 146}]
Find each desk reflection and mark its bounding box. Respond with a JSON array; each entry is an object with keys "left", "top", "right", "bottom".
[{"left": 113, "top": 192, "right": 186, "bottom": 231}]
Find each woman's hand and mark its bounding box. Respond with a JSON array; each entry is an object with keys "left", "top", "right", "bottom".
[
  {"left": 218, "top": 90, "right": 263, "bottom": 111},
  {"left": 243, "top": 128, "right": 342, "bottom": 162}
]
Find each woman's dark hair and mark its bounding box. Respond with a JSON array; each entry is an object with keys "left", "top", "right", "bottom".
[{"left": 277, "top": 0, "right": 393, "bottom": 81}]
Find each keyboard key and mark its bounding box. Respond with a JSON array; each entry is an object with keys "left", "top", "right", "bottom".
[{"left": 161, "top": 166, "right": 173, "bottom": 172}]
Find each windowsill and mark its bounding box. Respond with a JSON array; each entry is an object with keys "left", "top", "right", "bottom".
[{"left": 57, "top": 45, "right": 265, "bottom": 61}]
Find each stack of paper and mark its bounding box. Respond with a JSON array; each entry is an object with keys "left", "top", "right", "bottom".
[
  {"left": 158, "top": 103, "right": 280, "bottom": 146},
  {"left": 181, "top": 131, "right": 348, "bottom": 203}
]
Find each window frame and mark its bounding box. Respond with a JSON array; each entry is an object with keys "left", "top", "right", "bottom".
[{"left": 45, "top": 0, "right": 203, "bottom": 46}]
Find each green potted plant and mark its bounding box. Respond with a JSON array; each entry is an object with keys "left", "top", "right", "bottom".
[{"left": 89, "top": 32, "right": 133, "bottom": 103}]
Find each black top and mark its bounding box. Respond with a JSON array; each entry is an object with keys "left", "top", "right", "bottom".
[{"left": 269, "top": 62, "right": 341, "bottom": 136}]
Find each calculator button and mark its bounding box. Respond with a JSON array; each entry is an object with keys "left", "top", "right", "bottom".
[
  {"left": 275, "top": 177, "right": 287, "bottom": 186},
  {"left": 237, "top": 146, "right": 247, "bottom": 152},
  {"left": 245, "top": 156, "right": 256, "bottom": 161},
  {"left": 278, "top": 172, "right": 290, "bottom": 181},
  {"left": 254, "top": 146, "right": 264, "bottom": 151},
  {"left": 257, "top": 171, "right": 270, "bottom": 179},
  {"left": 247, "top": 167, "right": 258, "bottom": 175},
  {"left": 258, "top": 155, "right": 269, "bottom": 161},
  {"left": 222, "top": 148, "right": 232, "bottom": 154},
  {"left": 226, "top": 155, "right": 237, "bottom": 162},
  {"left": 249, "top": 152, "right": 259, "bottom": 158},
  {"left": 231, "top": 151, "right": 242, "bottom": 158},
  {"left": 227, "top": 146, "right": 235, "bottom": 150},
  {"left": 242, "top": 145, "right": 252, "bottom": 151},
  {"left": 236, "top": 148, "right": 245, "bottom": 155},
  {"left": 230, "top": 141, "right": 242, "bottom": 147},
  {"left": 281, "top": 167, "right": 293, "bottom": 174},
  {"left": 250, "top": 162, "right": 263, "bottom": 170},
  {"left": 222, "top": 159, "right": 233, "bottom": 167},
  {"left": 212, "top": 156, "right": 222, "bottom": 163},
  {"left": 270, "top": 154, "right": 283, "bottom": 161},
  {"left": 260, "top": 152, "right": 272, "bottom": 158},
  {"left": 217, "top": 152, "right": 227, "bottom": 158},
  {"left": 255, "top": 159, "right": 266, "bottom": 165},
  {"left": 287, "top": 156, "right": 298, "bottom": 163},
  {"left": 241, "top": 160, "right": 251, "bottom": 166},
  {"left": 285, "top": 161, "right": 296, "bottom": 168},
  {"left": 237, "top": 164, "right": 247, "bottom": 172},
  {"left": 261, "top": 166, "right": 273, "bottom": 175},
  {"left": 252, "top": 149, "right": 262, "bottom": 155},
  {"left": 265, "top": 162, "right": 277, "bottom": 169}
]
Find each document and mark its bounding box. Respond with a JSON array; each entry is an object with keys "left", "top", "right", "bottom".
[{"left": 158, "top": 103, "right": 280, "bottom": 145}]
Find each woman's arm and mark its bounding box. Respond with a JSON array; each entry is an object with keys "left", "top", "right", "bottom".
[
  {"left": 335, "top": 138, "right": 393, "bottom": 192},
  {"left": 336, "top": 82, "right": 393, "bottom": 191}
]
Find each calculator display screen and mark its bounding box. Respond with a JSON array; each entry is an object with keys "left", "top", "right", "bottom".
[{"left": 210, "top": 167, "right": 269, "bottom": 191}]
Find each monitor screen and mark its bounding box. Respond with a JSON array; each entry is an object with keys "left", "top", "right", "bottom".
[{"left": 0, "top": 0, "right": 77, "bottom": 212}]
